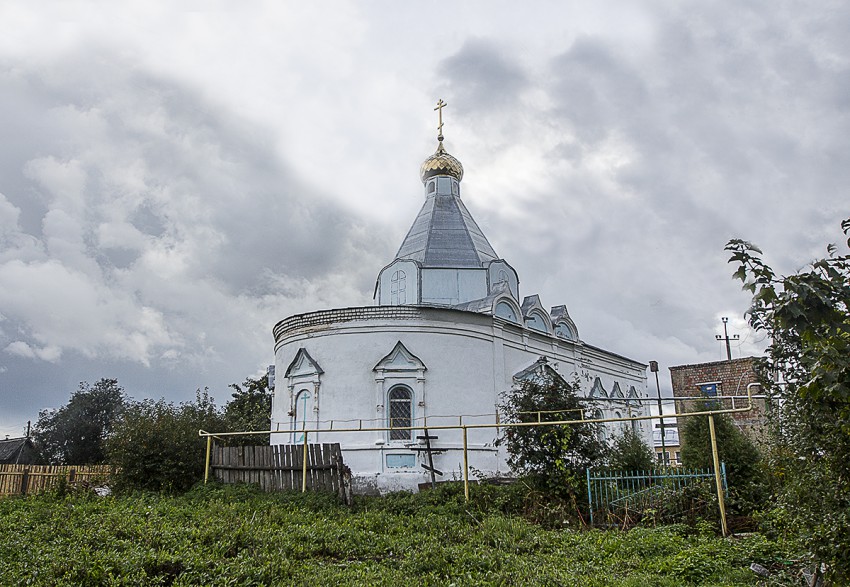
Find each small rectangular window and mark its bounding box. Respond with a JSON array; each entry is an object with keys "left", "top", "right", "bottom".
[
  {"left": 386, "top": 454, "right": 416, "bottom": 468},
  {"left": 698, "top": 382, "right": 720, "bottom": 396}
]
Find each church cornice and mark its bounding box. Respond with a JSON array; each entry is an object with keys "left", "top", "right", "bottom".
[{"left": 273, "top": 304, "right": 583, "bottom": 349}]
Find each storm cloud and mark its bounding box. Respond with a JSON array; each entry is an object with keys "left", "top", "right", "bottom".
[{"left": 1, "top": 1, "right": 848, "bottom": 435}]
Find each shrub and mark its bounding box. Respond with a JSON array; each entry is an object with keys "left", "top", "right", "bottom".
[
  {"left": 607, "top": 428, "right": 655, "bottom": 472},
  {"left": 679, "top": 410, "right": 765, "bottom": 514},
  {"left": 107, "top": 390, "right": 224, "bottom": 492},
  {"left": 222, "top": 374, "right": 273, "bottom": 445},
  {"left": 497, "top": 373, "right": 606, "bottom": 497}
]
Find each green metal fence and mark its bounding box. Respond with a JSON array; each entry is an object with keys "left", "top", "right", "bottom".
[{"left": 586, "top": 465, "right": 726, "bottom": 527}]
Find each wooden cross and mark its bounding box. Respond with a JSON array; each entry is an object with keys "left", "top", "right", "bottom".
[{"left": 434, "top": 99, "right": 447, "bottom": 139}]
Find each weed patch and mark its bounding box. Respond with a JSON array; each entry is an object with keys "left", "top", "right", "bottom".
[{"left": 0, "top": 485, "right": 801, "bottom": 586}]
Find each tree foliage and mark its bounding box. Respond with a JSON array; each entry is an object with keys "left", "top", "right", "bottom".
[
  {"left": 222, "top": 374, "right": 273, "bottom": 445},
  {"left": 607, "top": 427, "right": 655, "bottom": 471},
  {"left": 107, "top": 389, "right": 224, "bottom": 493},
  {"left": 679, "top": 410, "right": 763, "bottom": 513},
  {"left": 726, "top": 218, "right": 850, "bottom": 581},
  {"left": 498, "top": 374, "right": 606, "bottom": 494},
  {"left": 31, "top": 371, "right": 274, "bottom": 492},
  {"left": 32, "top": 379, "right": 126, "bottom": 465}
]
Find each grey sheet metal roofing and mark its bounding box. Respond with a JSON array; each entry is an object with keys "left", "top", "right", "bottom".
[
  {"left": 0, "top": 437, "right": 32, "bottom": 463},
  {"left": 394, "top": 192, "right": 499, "bottom": 267},
  {"left": 452, "top": 281, "right": 513, "bottom": 314}
]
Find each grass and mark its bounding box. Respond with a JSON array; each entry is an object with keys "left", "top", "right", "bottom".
[{"left": 0, "top": 483, "right": 800, "bottom": 586}]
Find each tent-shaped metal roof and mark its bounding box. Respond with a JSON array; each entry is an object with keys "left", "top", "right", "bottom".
[{"left": 394, "top": 191, "right": 498, "bottom": 268}]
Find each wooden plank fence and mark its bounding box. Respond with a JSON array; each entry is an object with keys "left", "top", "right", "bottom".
[
  {"left": 211, "top": 444, "right": 352, "bottom": 504},
  {"left": 0, "top": 464, "right": 112, "bottom": 497}
]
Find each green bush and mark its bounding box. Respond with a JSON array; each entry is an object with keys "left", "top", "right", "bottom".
[
  {"left": 497, "top": 373, "right": 606, "bottom": 497},
  {"left": 607, "top": 427, "right": 656, "bottom": 471},
  {"left": 221, "top": 374, "right": 273, "bottom": 445},
  {"left": 106, "top": 390, "right": 224, "bottom": 492},
  {"left": 655, "top": 479, "right": 719, "bottom": 528},
  {"left": 679, "top": 411, "right": 765, "bottom": 514}
]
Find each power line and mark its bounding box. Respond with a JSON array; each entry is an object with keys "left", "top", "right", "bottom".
[
  {"left": 0, "top": 427, "right": 26, "bottom": 439},
  {"left": 716, "top": 317, "right": 740, "bottom": 361}
]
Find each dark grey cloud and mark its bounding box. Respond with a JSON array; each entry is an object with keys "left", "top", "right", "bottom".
[
  {"left": 550, "top": 37, "right": 652, "bottom": 145},
  {"left": 2, "top": 0, "right": 849, "bottom": 430},
  {"left": 542, "top": 6, "right": 849, "bottom": 359},
  {"left": 428, "top": 1, "right": 850, "bottom": 381},
  {"left": 0, "top": 47, "right": 390, "bottom": 428},
  {"left": 437, "top": 37, "right": 529, "bottom": 117}
]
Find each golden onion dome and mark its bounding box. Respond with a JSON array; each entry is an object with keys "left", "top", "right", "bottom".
[{"left": 420, "top": 141, "right": 464, "bottom": 184}]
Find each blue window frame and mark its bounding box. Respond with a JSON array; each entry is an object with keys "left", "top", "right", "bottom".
[
  {"left": 388, "top": 386, "right": 413, "bottom": 441},
  {"left": 292, "top": 389, "right": 311, "bottom": 443},
  {"left": 699, "top": 383, "right": 718, "bottom": 397}
]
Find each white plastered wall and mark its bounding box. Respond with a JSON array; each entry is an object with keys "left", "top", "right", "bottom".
[{"left": 271, "top": 307, "right": 649, "bottom": 493}]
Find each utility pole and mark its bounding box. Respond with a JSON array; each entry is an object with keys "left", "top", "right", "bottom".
[
  {"left": 649, "top": 361, "right": 667, "bottom": 466},
  {"left": 716, "top": 317, "right": 739, "bottom": 361}
]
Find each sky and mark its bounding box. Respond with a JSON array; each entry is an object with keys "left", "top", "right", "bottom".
[{"left": 1, "top": 1, "right": 848, "bottom": 437}]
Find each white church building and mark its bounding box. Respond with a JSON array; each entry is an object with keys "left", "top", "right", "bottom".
[{"left": 270, "top": 108, "right": 649, "bottom": 493}]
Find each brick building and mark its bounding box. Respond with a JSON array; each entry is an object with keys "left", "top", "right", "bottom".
[{"left": 670, "top": 357, "right": 767, "bottom": 445}]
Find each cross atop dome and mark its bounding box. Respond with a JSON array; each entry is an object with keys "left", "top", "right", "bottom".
[
  {"left": 434, "top": 98, "right": 447, "bottom": 142},
  {"left": 389, "top": 103, "right": 500, "bottom": 285},
  {"left": 420, "top": 98, "right": 464, "bottom": 184}
]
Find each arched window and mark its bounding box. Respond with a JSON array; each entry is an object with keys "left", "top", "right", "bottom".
[
  {"left": 555, "top": 322, "right": 574, "bottom": 340},
  {"left": 292, "top": 389, "right": 311, "bottom": 443},
  {"left": 527, "top": 311, "right": 548, "bottom": 333},
  {"left": 388, "top": 386, "right": 413, "bottom": 441},
  {"left": 497, "top": 269, "right": 509, "bottom": 284},
  {"left": 495, "top": 301, "right": 519, "bottom": 323},
  {"left": 391, "top": 270, "right": 406, "bottom": 304}
]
